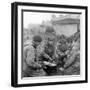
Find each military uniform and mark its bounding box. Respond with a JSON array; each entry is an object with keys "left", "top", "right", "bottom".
[
  {"left": 40, "top": 42, "right": 57, "bottom": 76},
  {"left": 64, "top": 40, "right": 80, "bottom": 75},
  {"left": 56, "top": 42, "right": 68, "bottom": 68},
  {"left": 22, "top": 41, "right": 46, "bottom": 77}
]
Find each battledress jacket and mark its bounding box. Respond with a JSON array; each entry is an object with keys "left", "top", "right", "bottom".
[
  {"left": 22, "top": 41, "right": 46, "bottom": 77},
  {"left": 64, "top": 41, "right": 80, "bottom": 75}
]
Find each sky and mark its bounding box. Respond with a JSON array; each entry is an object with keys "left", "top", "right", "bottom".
[
  {"left": 23, "top": 12, "right": 80, "bottom": 36},
  {"left": 23, "top": 12, "right": 80, "bottom": 29},
  {"left": 23, "top": 12, "right": 63, "bottom": 28},
  {"left": 23, "top": 12, "right": 53, "bottom": 28}
]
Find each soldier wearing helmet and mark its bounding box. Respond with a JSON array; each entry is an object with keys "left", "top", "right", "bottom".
[
  {"left": 39, "top": 26, "right": 57, "bottom": 76},
  {"left": 22, "top": 35, "right": 46, "bottom": 77}
]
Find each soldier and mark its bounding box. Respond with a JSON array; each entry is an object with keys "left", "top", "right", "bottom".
[
  {"left": 40, "top": 26, "right": 57, "bottom": 76},
  {"left": 56, "top": 37, "right": 68, "bottom": 71},
  {"left": 22, "top": 35, "right": 46, "bottom": 77},
  {"left": 63, "top": 35, "right": 80, "bottom": 75}
]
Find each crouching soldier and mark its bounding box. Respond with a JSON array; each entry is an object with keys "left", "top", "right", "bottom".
[
  {"left": 22, "top": 35, "right": 46, "bottom": 77},
  {"left": 63, "top": 38, "right": 80, "bottom": 75},
  {"left": 39, "top": 26, "right": 57, "bottom": 76},
  {"left": 41, "top": 40, "right": 57, "bottom": 76},
  {"left": 56, "top": 38, "right": 69, "bottom": 72}
]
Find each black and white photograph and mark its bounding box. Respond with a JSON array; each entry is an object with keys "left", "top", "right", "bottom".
[
  {"left": 11, "top": 2, "right": 88, "bottom": 87},
  {"left": 22, "top": 12, "right": 80, "bottom": 78}
]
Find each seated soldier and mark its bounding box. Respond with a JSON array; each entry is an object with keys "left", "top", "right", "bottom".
[{"left": 22, "top": 35, "right": 46, "bottom": 77}]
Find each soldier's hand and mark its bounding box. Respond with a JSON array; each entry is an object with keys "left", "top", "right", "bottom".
[
  {"left": 43, "top": 61, "right": 50, "bottom": 65},
  {"left": 43, "top": 61, "right": 56, "bottom": 66}
]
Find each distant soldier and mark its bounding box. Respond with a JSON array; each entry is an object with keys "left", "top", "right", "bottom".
[{"left": 22, "top": 35, "right": 46, "bottom": 77}]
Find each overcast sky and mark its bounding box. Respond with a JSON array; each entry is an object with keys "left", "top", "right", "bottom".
[
  {"left": 23, "top": 12, "right": 51, "bottom": 28},
  {"left": 23, "top": 12, "right": 63, "bottom": 28},
  {"left": 23, "top": 12, "right": 80, "bottom": 28},
  {"left": 23, "top": 12, "right": 80, "bottom": 36}
]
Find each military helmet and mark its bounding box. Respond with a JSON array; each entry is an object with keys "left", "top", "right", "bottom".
[
  {"left": 45, "top": 26, "right": 55, "bottom": 34},
  {"left": 32, "top": 35, "right": 42, "bottom": 42},
  {"left": 45, "top": 26, "right": 56, "bottom": 41}
]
